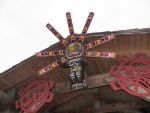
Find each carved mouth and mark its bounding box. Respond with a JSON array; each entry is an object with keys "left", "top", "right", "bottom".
[{"left": 72, "top": 50, "right": 79, "bottom": 54}]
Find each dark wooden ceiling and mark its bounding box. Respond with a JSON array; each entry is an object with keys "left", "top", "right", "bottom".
[{"left": 0, "top": 28, "right": 150, "bottom": 113}]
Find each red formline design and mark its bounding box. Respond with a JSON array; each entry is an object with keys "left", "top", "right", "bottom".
[
  {"left": 110, "top": 53, "right": 150, "bottom": 96},
  {"left": 16, "top": 76, "right": 54, "bottom": 113}
]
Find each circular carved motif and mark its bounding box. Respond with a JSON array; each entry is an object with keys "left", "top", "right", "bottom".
[
  {"left": 66, "top": 43, "right": 83, "bottom": 59},
  {"left": 16, "top": 76, "right": 54, "bottom": 113},
  {"left": 110, "top": 53, "right": 150, "bottom": 96}
]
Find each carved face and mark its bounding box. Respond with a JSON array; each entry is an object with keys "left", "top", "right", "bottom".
[
  {"left": 69, "top": 58, "right": 81, "bottom": 72},
  {"left": 66, "top": 43, "right": 83, "bottom": 59},
  {"left": 110, "top": 53, "right": 150, "bottom": 96},
  {"left": 16, "top": 76, "right": 54, "bottom": 113}
]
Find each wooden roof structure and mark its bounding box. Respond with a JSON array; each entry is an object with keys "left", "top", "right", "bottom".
[{"left": 0, "top": 28, "right": 150, "bottom": 113}]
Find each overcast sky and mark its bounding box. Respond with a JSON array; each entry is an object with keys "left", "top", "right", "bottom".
[{"left": 0, "top": 0, "right": 150, "bottom": 73}]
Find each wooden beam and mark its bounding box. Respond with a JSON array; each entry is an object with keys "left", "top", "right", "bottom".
[
  {"left": 53, "top": 100, "right": 150, "bottom": 113},
  {"left": 53, "top": 72, "right": 150, "bottom": 103},
  {"left": 84, "top": 101, "right": 150, "bottom": 113},
  {"left": 95, "top": 101, "right": 150, "bottom": 113},
  {"left": 52, "top": 73, "right": 113, "bottom": 94}
]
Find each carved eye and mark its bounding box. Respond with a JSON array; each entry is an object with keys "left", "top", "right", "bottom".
[
  {"left": 144, "top": 69, "right": 150, "bottom": 79},
  {"left": 75, "top": 60, "right": 79, "bottom": 66},
  {"left": 37, "top": 86, "right": 44, "bottom": 93},
  {"left": 124, "top": 67, "right": 135, "bottom": 75},
  {"left": 25, "top": 92, "right": 31, "bottom": 100},
  {"left": 69, "top": 61, "right": 74, "bottom": 66}
]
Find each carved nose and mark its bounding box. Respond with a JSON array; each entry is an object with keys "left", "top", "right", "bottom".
[
  {"left": 125, "top": 67, "right": 134, "bottom": 74},
  {"left": 127, "top": 68, "right": 132, "bottom": 72}
]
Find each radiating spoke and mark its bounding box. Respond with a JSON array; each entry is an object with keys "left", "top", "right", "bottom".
[
  {"left": 78, "top": 12, "right": 94, "bottom": 44},
  {"left": 46, "top": 23, "right": 69, "bottom": 46},
  {"left": 38, "top": 56, "right": 68, "bottom": 76},
  {"left": 84, "top": 51, "right": 116, "bottom": 58},
  {"left": 66, "top": 12, "right": 76, "bottom": 43},
  {"left": 83, "top": 34, "right": 116, "bottom": 50},
  {"left": 36, "top": 50, "right": 66, "bottom": 57}
]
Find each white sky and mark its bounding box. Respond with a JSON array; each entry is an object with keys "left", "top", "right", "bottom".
[{"left": 0, "top": 0, "right": 150, "bottom": 73}]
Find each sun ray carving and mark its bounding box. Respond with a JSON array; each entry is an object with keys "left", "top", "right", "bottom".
[
  {"left": 78, "top": 12, "right": 94, "bottom": 44},
  {"left": 36, "top": 12, "right": 117, "bottom": 90},
  {"left": 66, "top": 12, "right": 76, "bottom": 43}
]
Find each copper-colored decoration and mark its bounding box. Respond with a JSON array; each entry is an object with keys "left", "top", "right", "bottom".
[
  {"left": 110, "top": 53, "right": 150, "bottom": 96},
  {"left": 15, "top": 76, "right": 54, "bottom": 113}
]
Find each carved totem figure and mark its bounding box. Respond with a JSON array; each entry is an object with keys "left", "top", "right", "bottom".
[
  {"left": 36, "top": 12, "right": 117, "bottom": 90},
  {"left": 57, "top": 42, "right": 88, "bottom": 90}
]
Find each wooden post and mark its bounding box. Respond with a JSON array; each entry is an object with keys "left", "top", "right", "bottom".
[{"left": 92, "top": 88, "right": 100, "bottom": 111}]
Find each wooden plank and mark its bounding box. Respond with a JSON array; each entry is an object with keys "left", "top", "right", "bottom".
[
  {"left": 54, "top": 100, "right": 150, "bottom": 113},
  {"left": 95, "top": 61, "right": 102, "bottom": 74},
  {"left": 129, "top": 35, "right": 136, "bottom": 51},
  {"left": 96, "top": 101, "right": 150, "bottom": 113},
  {"left": 135, "top": 34, "right": 141, "bottom": 51},
  {"left": 141, "top": 34, "right": 148, "bottom": 51},
  {"left": 4, "top": 75, "right": 18, "bottom": 86},
  {"left": 118, "top": 35, "right": 124, "bottom": 52},
  {"left": 123, "top": 34, "right": 130, "bottom": 51},
  {"left": 86, "top": 61, "right": 94, "bottom": 76},
  {"left": 0, "top": 80, "right": 10, "bottom": 91},
  {"left": 112, "top": 35, "right": 119, "bottom": 51},
  {"left": 146, "top": 34, "right": 150, "bottom": 50}
]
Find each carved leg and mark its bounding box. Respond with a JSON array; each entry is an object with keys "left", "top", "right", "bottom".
[
  {"left": 75, "top": 71, "right": 84, "bottom": 89},
  {"left": 69, "top": 73, "right": 76, "bottom": 90},
  {"left": 83, "top": 72, "right": 88, "bottom": 88}
]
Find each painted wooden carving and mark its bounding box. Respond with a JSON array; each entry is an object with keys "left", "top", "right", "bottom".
[
  {"left": 36, "top": 12, "right": 116, "bottom": 90},
  {"left": 15, "top": 76, "right": 54, "bottom": 113},
  {"left": 110, "top": 53, "right": 150, "bottom": 96},
  {"left": 58, "top": 56, "right": 88, "bottom": 90}
]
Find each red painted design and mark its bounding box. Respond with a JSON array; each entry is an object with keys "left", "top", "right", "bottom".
[
  {"left": 16, "top": 76, "right": 54, "bottom": 113},
  {"left": 110, "top": 53, "right": 150, "bottom": 96}
]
